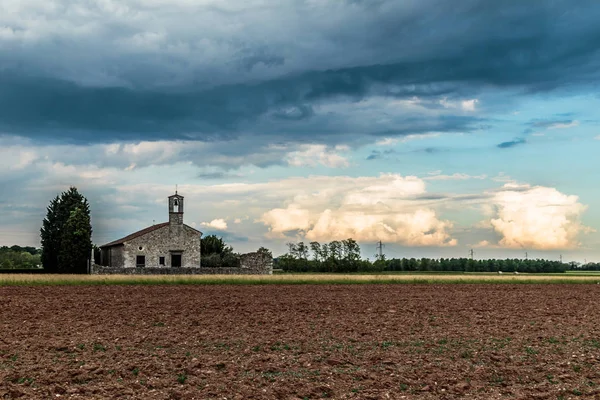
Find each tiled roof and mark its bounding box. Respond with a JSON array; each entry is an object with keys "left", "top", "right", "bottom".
[{"left": 100, "top": 222, "right": 169, "bottom": 248}]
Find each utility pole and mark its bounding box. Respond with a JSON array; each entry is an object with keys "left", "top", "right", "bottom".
[
  {"left": 469, "top": 249, "right": 474, "bottom": 259},
  {"left": 376, "top": 240, "right": 385, "bottom": 260},
  {"left": 525, "top": 251, "right": 528, "bottom": 260},
  {"left": 560, "top": 254, "right": 562, "bottom": 263}
]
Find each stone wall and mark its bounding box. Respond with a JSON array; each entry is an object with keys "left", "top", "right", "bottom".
[
  {"left": 92, "top": 251, "right": 272, "bottom": 275},
  {"left": 240, "top": 252, "right": 273, "bottom": 274}
]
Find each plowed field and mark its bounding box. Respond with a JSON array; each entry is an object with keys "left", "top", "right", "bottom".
[{"left": 1, "top": 284, "right": 599, "bottom": 399}]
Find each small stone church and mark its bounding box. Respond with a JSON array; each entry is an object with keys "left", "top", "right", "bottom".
[{"left": 99, "top": 192, "right": 202, "bottom": 268}]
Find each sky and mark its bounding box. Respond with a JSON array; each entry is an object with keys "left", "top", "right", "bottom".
[{"left": 1, "top": 0, "right": 600, "bottom": 262}]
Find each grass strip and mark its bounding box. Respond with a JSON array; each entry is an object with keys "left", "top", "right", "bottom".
[{"left": 1, "top": 273, "right": 600, "bottom": 286}]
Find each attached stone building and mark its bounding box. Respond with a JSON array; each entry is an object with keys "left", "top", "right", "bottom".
[{"left": 99, "top": 192, "right": 202, "bottom": 268}]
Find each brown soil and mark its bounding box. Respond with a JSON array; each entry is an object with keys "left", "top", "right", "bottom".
[{"left": 1, "top": 284, "right": 599, "bottom": 399}]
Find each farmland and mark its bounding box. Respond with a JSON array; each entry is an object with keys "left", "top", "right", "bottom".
[{"left": 1, "top": 283, "right": 600, "bottom": 399}]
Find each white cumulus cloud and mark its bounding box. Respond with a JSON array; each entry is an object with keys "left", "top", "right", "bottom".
[
  {"left": 487, "top": 184, "right": 591, "bottom": 250},
  {"left": 260, "top": 174, "right": 457, "bottom": 246},
  {"left": 201, "top": 218, "right": 228, "bottom": 230}
]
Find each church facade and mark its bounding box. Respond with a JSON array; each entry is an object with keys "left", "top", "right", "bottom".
[{"left": 99, "top": 192, "right": 202, "bottom": 269}]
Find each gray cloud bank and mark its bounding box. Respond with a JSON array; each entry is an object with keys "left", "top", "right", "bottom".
[{"left": 1, "top": 0, "right": 600, "bottom": 146}]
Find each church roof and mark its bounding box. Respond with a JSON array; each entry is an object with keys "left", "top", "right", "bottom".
[
  {"left": 99, "top": 222, "right": 169, "bottom": 248},
  {"left": 100, "top": 222, "right": 203, "bottom": 248}
]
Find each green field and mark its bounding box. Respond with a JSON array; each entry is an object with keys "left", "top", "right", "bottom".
[{"left": 1, "top": 272, "right": 600, "bottom": 286}]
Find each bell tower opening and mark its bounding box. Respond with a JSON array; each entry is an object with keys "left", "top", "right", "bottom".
[{"left": 168, "top": 191, "right": 184, "bottom": 226}]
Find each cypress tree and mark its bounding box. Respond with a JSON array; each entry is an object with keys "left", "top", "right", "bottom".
[
  {"left": 40, "top": 196, "right": 60, "bottom": 273},
  {"left": 57, "top": 206, "right": 92, "bottom": 273},
  {"left": 40, "top": 187, "right": 93, "bottom": 273}
]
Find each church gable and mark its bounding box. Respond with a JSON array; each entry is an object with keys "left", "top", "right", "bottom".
[{"left": 100, "top": 222, "right": 169, "bottom": 248}]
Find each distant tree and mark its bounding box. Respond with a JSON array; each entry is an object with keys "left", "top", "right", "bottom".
[
  {"left": 286, "top": 242, "right": 298, "bottom": 258},
  {"left": 40, "top": 187, "right": 92, "bottom": 273},
  {"left": 200, "top": 235, "right": 238, "bottom": 268},
  {"left": 0, "top": 246, "right": 41, "bottom": 269},
  {"left": 9, "top": 245, "right": 39, "bottom": 256},
  {"left": 342, "top": 238, "right": 361, "bottom": 261},
  {"left": 309, "top": 241, "right": 322, "bottom": 262},
  {"left": 257, "top": 247, "right": 272, "bottom": 258},
  {"left": 341, "top": 238, "right": 361, "bottom": 272},
  {"left": 328, "top": 241, "right": 342, "bottom": 261},
  {"left": 201, "top": 235, "right": 232, "bottom": 256},
  {"left": 296, "top": 241, "right": 309, "bottom": 260}
]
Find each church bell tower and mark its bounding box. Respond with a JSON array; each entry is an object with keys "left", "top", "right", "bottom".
[{"left": 168, "top": 191, "right": 184, "bottom": 226}]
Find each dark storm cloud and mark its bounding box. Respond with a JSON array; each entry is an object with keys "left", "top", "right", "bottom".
[
  {"left": 2, "top": 0, "right": 600, "bottom": 145},
  {"left": 0, "top": 71, "right": 483, "bottom": 145},
  {"left": 497, "top": 138, "right": 527, "bottom": 149}
]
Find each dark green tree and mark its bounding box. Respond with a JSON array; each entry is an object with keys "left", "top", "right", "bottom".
[
  {"left": 201, "top": 235, "right": 232, "bottom": 256},
  {"left": 296, "top": 241, "right": 309, "bottom": 260},
  {"left": 0, "top": 246, "right": 41, "bottom": 269},
  {"left": 40, "top": 195, "right": 60, "bottom": 272},
  {"left": 57, "top": 206, "right": 93, "bottom": 273},
  {"left": 40, "top": 187, "right": 92, "bottom": 273},
  {"left": 200, "top": 235, "right": 238, "bottom": 268},
  {"left": 309, "top": 241, "right": 322, "bottom": 262},
  {"left": 257, "top": 247, "right": 273, "bottom": 258}
]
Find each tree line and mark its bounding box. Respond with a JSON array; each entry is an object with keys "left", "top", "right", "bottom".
[
  {"left": 570, "top": 262, "right": 600, "bottom": 271},
  {"left": 274, "top": 240, "right": 569, "bottom": 273},
  {"left": 0, "top": 246, "right": 41, "bottom": 269},
  {"left": 377, "top": 257, "right": 567, "bottom": 273},
  {"left": 275, "top": 239, "right": 376, "bottom": 272}
]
